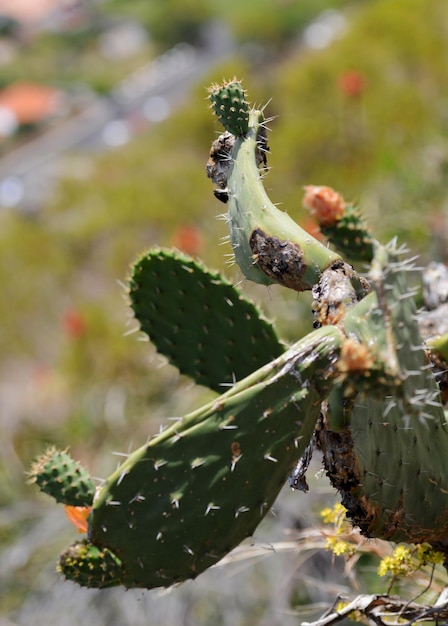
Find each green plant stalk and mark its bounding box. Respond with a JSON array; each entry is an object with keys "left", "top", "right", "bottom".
[{"left": 30, "top": 79, "right": 448, "bottom": 594}]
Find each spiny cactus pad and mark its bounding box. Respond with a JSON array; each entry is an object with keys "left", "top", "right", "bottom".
[
  {"left": 319, "top": 204, "right": 375, "bottom": 263},
  {"left": 225, "top": 110, "right": 342, "bottom": 291},
  {"left": 129, "top": 248, "right": 284, "bottom": 391},
  {"left": 73, "top": 326, "right": 342, "bottom": 589},
  {"left": 58, "top": 540, "right": 123, "bottom": 588},
  {"left": 320, "top": 244, "right": 448, "bottom": 546},
  {"left": 28, "top": 447, "right": 95, "bottom": 507},
  {"left": 208, "top": 79, "right": 250, "bottom": 137}
]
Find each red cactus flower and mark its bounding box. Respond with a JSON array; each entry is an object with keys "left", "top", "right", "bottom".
[
  {"left": 62, "top": 309, "right": 86, "bottom": 338},
  {"left": 171, "top": 224, "right": 204, "bottom": 257},
  {"left": 337, "top": 71, "right": 366, "bottom": 98}
]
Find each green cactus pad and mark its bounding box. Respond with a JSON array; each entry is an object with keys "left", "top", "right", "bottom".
[
  {"left": 84, "top": 325, "right": 342, "bottom": 590},
  {"left": 321, "top": 244, "right": 448, "bottom": 546},
  {"left": 208, "top": 79, "right": 250, "bottom": 137},
  {"left": 129, "top": 248, "right": 284, "bottom": 392},
  {"left": 58, "top": 540, "right": 123, "bottom": 588},
  {"left": 28, "top": 447, "right": 95, "bottom": 507},
  {"left": 319, "top": 204, "right": 375, "bottom": 263},
  {"left": 225, "top": 110, "right": 341, "bottom": 291}
]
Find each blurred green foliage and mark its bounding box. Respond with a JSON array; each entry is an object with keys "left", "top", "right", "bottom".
[{"left": 269, "top": 0, "right": 448, "bottom": 256}]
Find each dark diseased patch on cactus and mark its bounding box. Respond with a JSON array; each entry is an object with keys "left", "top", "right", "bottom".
[
  {"left": 206, "top": 130, "right": 235, "bottom": 191},
  {"left": 316, "top": 424, "right": 379, "bottom": 538},
  {"left": 249, "top": 228, "right": 308, "bottom": 292},
  {"left": 312, "top": 261, "right": 370, "bottom": 326}
]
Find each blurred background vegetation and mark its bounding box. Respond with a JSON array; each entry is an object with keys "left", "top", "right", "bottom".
[{"left": 1, "top": 0, "right": 448, "bottom": 623}]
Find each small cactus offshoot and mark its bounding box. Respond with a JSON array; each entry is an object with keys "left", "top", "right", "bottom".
[
  {"left": 28, "top": 447, "right": 95, "bottom": 508},
  {"left": 29, "top": 80, "right": 448, "bottom": 592}
]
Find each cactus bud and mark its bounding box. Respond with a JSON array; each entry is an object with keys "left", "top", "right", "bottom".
[{"left": 303, "top": 185, "right": 346, "bottom": 227}]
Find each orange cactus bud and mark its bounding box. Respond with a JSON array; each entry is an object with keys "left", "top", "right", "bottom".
[
  {"left": 64, "top": 505, "right": 91, "bottom": 533},
  {"left": 303, "top": 185, "right": 346, "bottom": 227},
  {"left": 338, "top": 338, "right": 373, "bottom": 374}
]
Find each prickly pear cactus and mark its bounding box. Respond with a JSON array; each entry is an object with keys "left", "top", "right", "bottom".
[
  {"left": 29, "top": 79, "right": 448, "bottom": 591},
  {"left": 63, "top": 325, "right": 342, "bottom": 588},
  {"left": 129, "top": 248, "right": 285, "bottom": 392},
  {"left": 320, "top": 244, "right": 448, "bottom": 548}
]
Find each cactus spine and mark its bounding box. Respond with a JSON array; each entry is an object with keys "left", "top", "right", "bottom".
[{"left": 29, "top": 79, "right": 448, "bottom": 590}]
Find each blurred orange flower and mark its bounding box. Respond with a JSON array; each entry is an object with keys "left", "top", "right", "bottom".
[
  {"left": 337, "top": 71, "right": 367, "bottom": 98},
  {"left": 62, "top": 309, "right": 86, "bottom": 338},
  {"left": 64, "top": 505, "right": 91, "bottom": 533},
  {"left": 302, "top": 185, "right": 346, "bottom": 227},
  {"left": 171, "top": 224, "right": 204, "bottom": 256}
]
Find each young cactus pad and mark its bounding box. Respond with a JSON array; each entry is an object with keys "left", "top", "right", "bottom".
[
  {"left": 128, "top": 248, "right": 284, "bottom": 392},
  {"left": 208, "top": 79, "right": 250, "bottom": 137},
  {"left": 28, "top": 447, "right": 95, "bottom": 507},
  {"left": 60, "top": 326, "right": 342, "bottom": 589}
]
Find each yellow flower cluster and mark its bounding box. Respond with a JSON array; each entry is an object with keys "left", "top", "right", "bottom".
[
  {"left": 326, "top": 536, "right": 357, "bottom": 557},
  {"left": 320, "top": 502, "right": 348, "bottom": 527},
  {"left": 416, "top": 543, "right": 445, "bottom": 566},
  {"left": 378, "top": 543, "right": 445, "bottom": 578},
  {"left": 377, "top": 545, "right": 413, "bottom": 577},
  {"left": 321, "top": 503, "right": 358, "bottom": 558}
]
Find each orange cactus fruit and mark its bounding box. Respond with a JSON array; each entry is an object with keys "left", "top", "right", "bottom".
[
  {"left": 64, "top": 505, "right": 92, "bottom": 533},
  {"left": 302, "top": 185, "right": 346, "bottom": 227},
  {"left": 338, "top": 338, "right": 374, "bottom": 374}
]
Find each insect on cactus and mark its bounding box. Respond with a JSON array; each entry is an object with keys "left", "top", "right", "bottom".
[{"left": 29, "top": 79, "right": 448, "bottom": 590}]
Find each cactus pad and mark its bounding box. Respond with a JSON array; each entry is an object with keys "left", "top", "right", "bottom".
[
  {"left": 28, "top": 447, "right": 95, "bottom": 507},
  {"left": 320, "top": 244, "right": 448, "bottom": 547},
  {"left": 225, "top": 110, "right": 342, "bottom": 291},
  {"left": 129, "top": 248, "right": 284, "bottom": 392},
  {"left": 208, "top": 79, "right": 250, "bottom": 137},
  {"left": 70, "top": 325, "right": 342, "bottom": 589},
  {"left": 58, "top": 540, "right": 123, "bottom": 588},
  {"left": 319, "top": 204, "right": 375, "bottom": 263}
]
